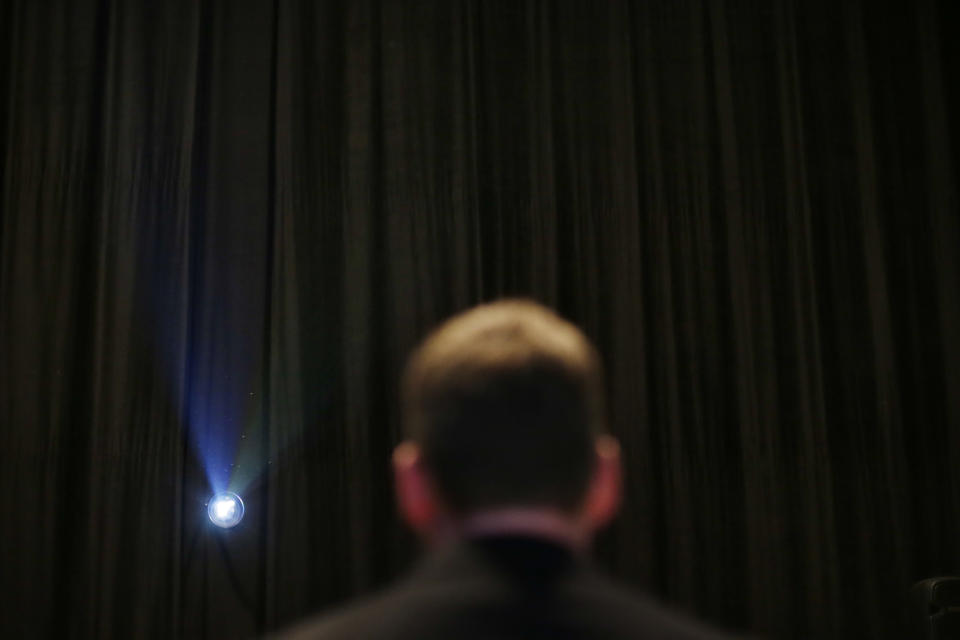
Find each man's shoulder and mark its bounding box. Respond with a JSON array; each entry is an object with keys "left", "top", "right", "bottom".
[
  {"left": 273, "top": 539, "right": 744, "bottom": 640},
  {"left": 274, "top": 576, "right": 489, "bottom": 640},
  {"left": 274, "top": 573, "right": 740, "bottom": 640},
  {"left": 272, "top": 592, "right": 396, "bottom": 640},
  {"left": 566, "top": 572, "right": 740, "bottom": 640},
  {"left": 272, "top": 572, "right": 502, "bottom": 639}
]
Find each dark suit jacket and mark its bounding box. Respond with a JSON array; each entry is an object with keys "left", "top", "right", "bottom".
[{"left": 277, "top": 535, "right": 740, "bottom": 639}]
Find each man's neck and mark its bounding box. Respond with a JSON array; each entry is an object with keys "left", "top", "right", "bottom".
[{"left": 448, "top": 507, "right": 590, "bottom": 552}]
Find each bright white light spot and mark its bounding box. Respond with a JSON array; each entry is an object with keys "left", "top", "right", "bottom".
[
  {"left": 207, "top": 492, "right": 244, "bottom": 528},
  {"left": 214, "top": 500, "right": 234, "bottom": 519}
]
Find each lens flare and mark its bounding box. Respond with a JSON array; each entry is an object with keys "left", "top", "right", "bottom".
[{"left": 207, "top": 491, "right": 244, "bottom": 528}]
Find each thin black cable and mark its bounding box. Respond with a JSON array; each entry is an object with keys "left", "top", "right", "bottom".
[{"left": 213, "top": 529, "right": 257, "bottom": 612}]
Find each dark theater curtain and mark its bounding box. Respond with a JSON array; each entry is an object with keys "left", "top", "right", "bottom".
[{"left": 1, "top": 0, "right": 958, "bottom": 638}]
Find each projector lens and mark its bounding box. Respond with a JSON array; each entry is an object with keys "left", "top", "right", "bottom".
[{"left": 207, "top": 491, "right": 244, "bottom": 528}]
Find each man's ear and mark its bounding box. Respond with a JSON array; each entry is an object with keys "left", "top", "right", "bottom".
[
  {"left": 581, "top": 435, "right": 623, "bottom": 532},
  {"left": 392, "top": 441, "right": 440, "bottom": 537}
]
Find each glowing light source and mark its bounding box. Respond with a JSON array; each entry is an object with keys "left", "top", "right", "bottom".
[{"left": 207, "top": 491, "right": 244, "bottom": 528}]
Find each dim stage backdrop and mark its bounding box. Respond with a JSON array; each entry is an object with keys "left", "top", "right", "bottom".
[{"left": 1, "top": 0, "right": 958, "bottom": 638}]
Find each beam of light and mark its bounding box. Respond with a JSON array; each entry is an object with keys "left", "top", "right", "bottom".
[
  {"left": 134, "top": 210, "right": 287, "bottom": 502},
  {"left": 222, "top": 347, "right": 342, "bottom": 496},
  {"left": 207, "top": 491, "right": 245, "bottom": 528},
  {"left": 138, "top": 234, "right": 341, "bottom": 503}
]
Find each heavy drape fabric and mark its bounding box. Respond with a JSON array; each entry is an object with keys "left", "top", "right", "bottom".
[{"left": 1, "top": 1, "right": 958, "bottom": 638}]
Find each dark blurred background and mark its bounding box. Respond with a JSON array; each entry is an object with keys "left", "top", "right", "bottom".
[{"left": 1, "top": 0, "right": 958, "bottom": 638}]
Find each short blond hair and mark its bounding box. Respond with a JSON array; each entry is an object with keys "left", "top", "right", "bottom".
[{"left": 401, "top": 299, "right": 607, "bottom": 513}]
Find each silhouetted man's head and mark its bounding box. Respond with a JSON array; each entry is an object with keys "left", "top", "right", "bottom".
[{"left": 394, "top": 300, "right": 619, "bottom": 540}]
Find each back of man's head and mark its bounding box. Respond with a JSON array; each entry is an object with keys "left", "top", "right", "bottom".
[{"left": 400, "top": 299, "right": 607, "bottom": 516}]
